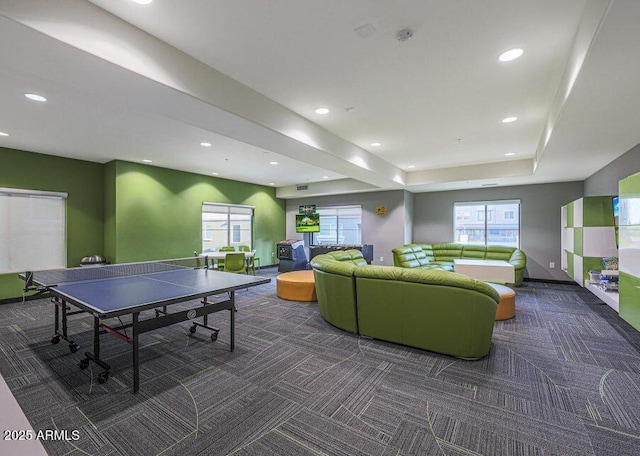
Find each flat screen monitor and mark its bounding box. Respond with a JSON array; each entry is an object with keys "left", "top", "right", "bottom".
[{"left": 296, "top": 214, "right": 320, "bottom": 233}]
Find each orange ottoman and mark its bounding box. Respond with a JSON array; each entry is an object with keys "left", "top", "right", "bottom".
[
  {"left": 487, "top": 283, "right": 516, "bottom": 320},
  {"left": 276, "top": 270, "right": 317, "bottom": 301}
]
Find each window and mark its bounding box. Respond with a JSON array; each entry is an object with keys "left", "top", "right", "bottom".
[
  {"left": 0, "top": 187, "right": 67, "bottom": 273},
  {"left": 202, "top": 203, "right": 253, "bottom": 252},
  {"left": 314, "top": 205, "right": 362, "bottom": 245},
  {"left": 454, "top": 200, "right": 520, "bottom": 247}
]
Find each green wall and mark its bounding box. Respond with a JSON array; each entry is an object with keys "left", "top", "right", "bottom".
[
  {"left": 0, "top": 149, "right": 285, "bottom": 300},
  {"left": 0, "top": 147, "right": 104, "bottom": 300},
  {"left": 107, "top": 161, "right": 285, "bottom": 266}
]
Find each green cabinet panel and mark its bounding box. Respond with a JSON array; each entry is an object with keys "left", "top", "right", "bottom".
[
  {"left": 583, "top": 196, "right": 615, "bottom": 227},
  {"left": 573, "top": 227, "right": 583, "bottom": 257},
  {"left": 620, "top": 272, "right": 640, "bottom": 331},
  {"left": 619, "top": 170, "right": 640, "bottom": 197}
]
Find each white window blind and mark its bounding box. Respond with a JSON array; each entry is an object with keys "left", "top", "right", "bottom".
[{"left": 0, "top": 188, "right": 67, "bottom": 273}]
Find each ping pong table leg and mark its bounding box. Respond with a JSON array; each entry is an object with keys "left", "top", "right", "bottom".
[
  {"left": 51, "top": 298, "right": 80, "bottom": 353},
  {"left": 230, "top": 291, "right": 235, "bottom": 352},
  {"left": 79, "top": 317, "right": 111, "bottom": 385},
  {"left": 132, "top": 312, "right": 140, "bottom": 394}
]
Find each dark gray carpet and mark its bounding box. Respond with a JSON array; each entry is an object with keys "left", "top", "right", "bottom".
[{"left": 1, "top": 270, "right": 639, "bottom": 455}]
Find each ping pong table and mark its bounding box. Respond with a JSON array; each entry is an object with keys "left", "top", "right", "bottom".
[{"left": 20, "top": 259, "right": 270, "bottom": 393}]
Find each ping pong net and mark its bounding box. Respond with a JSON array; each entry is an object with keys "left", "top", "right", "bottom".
[{"left": 24, "top": 256, "right": 207, "bottom": 288}]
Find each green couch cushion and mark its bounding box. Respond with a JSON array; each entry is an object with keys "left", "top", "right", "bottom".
[
  {"left": 432, "top": 243, "right": 464, "bottom": 261},
  {"left": 354, "top": 265, "right": 500, "bottom": 303},
  {"left": 461, "top": 244, "right": 487, "bottom": 259},
  {"left": 485, "top": 245, "right": 514, "bottom": 261}
]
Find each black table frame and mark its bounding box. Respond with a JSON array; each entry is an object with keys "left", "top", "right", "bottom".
[{"left": 49, "top": 290, "right": 239, "bottom": 393}]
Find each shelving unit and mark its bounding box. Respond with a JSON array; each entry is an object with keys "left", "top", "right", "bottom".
[
  {"left": 585, "top": 282, "right": 619, "bottom": 312},
  {"left": 562, "top": 196, "right": 618, "bottom": 312},
  {"left": 618, "top": 171, "right": 640, "bottom": 331}
]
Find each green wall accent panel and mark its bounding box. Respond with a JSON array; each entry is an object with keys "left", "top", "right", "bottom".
[
  {"left": 111, "top": 161, "right": 285, "bottom": 266},
  {"left": 566, "top": 252, "right": 574, "bottom": 278},
  {"left": 583, "top": 196, "right": 615, "bottom": 227},
  {"left": 573, "top": 227, "right": 583, "bottom": 257},
  {"left": 567, "top": 202, "right": 574, "bottom": 227},
  {"left": 103, "top": 161, "right": 117, "bottom": 263},
  {"left": 0, "top": 147, "right": 104, "bottom": 300},
  {"left": 620, "top": 271, "right": 640, "bottom": 331}
]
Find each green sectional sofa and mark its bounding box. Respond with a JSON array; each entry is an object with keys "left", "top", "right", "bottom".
[
  {"left": 310, "top": 250, "right": 500, "bottom": 359},
  {"left": 392, "top": 243, "right": 526, "bottom": 286}
]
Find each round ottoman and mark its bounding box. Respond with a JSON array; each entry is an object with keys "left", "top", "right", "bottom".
[
  {"left": 276, "top": 270, "right": 317, "bottom": 302},
  {"left": 487, "top": 283, "right": 516, "bottom": 320}
]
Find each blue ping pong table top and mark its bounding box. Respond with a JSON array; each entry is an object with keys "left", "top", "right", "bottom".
[{"left": 49, "top": 268, "right": 270, "bottom": 318}]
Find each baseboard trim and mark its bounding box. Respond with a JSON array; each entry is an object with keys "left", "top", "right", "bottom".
[{"left": 0, "top": 292, "right": 51, "bottom": 305}]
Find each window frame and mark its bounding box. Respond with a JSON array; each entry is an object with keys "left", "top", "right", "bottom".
[
  {"left": 453, "top": 199, "right": 520, "bottom": 247},
  {"left": 202, "top": 202, "right": 254, "bottom": 252},
  {"left": 313, "top": 205, "right": 362, "bottom": 245}
]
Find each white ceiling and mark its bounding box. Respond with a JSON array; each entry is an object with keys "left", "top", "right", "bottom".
[{"left": 1, "top": 0, "right": 638, "bottom": 197}]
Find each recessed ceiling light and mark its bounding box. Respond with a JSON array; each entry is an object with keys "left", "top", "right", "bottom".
[
  {"left": 505, "top": 153, "right": 516, "bottom": 156},
  {"left": 314, "top": 107, "right": 330, "bottom": 115},
  {"left": 270, "top": 161, "right": 278, "bottom": 165},
  {"left": 407, "top": 165, "right": 416, "bottom": 169},
  {"left": 24, "top": 93, "right": 47, "bottom": 102},
  {"left": 0, "top": 132, "right": 8, "bottom": 137},
  {"left": 200, "top": 142, "right": 212, "bottom": 147},
  {"left": 143, "top": 159, "right": 152, "bottom": 163},
  {"left": 370, "top": 142, "right": 382, "bottom": 147},
  {"left": 322, "top": 176, "right": 329, "bottom": 179},
  {"left": 211, "top": 172, "right": 219, "bottom": 176},
  {"left": 498, "top": 48, "right": 524, "bottom": 62},
  {"left": 502, "top": 116, "right": 518, "bottom": 123},
  {"left": 268, "top": 182, "right": 275, "bottom": 186},
  {"left": 131, "top": 0, "right": 153, "bottom": 4}
]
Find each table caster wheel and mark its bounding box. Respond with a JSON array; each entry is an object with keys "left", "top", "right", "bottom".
[
  {"left": 51, "top": 335, "right": 61, "bottom": 344},
  {"left": 79, "top": 359, "right": 90, "bottom": 370},
  {"left": 211, "top": 332, "right": 218, "bottom": 342},
  {"left": 97, "top": 372, "right": 109, "bottom": 384},
  {"left": 69, "top": 343, "right": 80, "bottom": 353},
  {"left": 189, "top": 325, "right": 197, "bottom": 334}
]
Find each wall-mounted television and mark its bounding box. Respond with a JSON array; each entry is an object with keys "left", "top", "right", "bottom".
[{"left": 296, "top": 214, "right": 320, "bottom": 233}]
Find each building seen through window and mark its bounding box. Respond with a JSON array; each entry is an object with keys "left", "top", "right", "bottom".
[{"left": 453, "top": 200, "right": 520, "bottom": 247}]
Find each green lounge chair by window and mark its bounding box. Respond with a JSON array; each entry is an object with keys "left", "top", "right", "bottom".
[
  {"left": 224, "top": 252, "right": 247, "bottom": 275},
  {"left": 217, "top": 246, "right": 236, "bottom": 270}
]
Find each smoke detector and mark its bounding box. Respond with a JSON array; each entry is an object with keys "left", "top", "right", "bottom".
[{"left": 396, "top": 28, "right": 413, "bottom": 42}]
